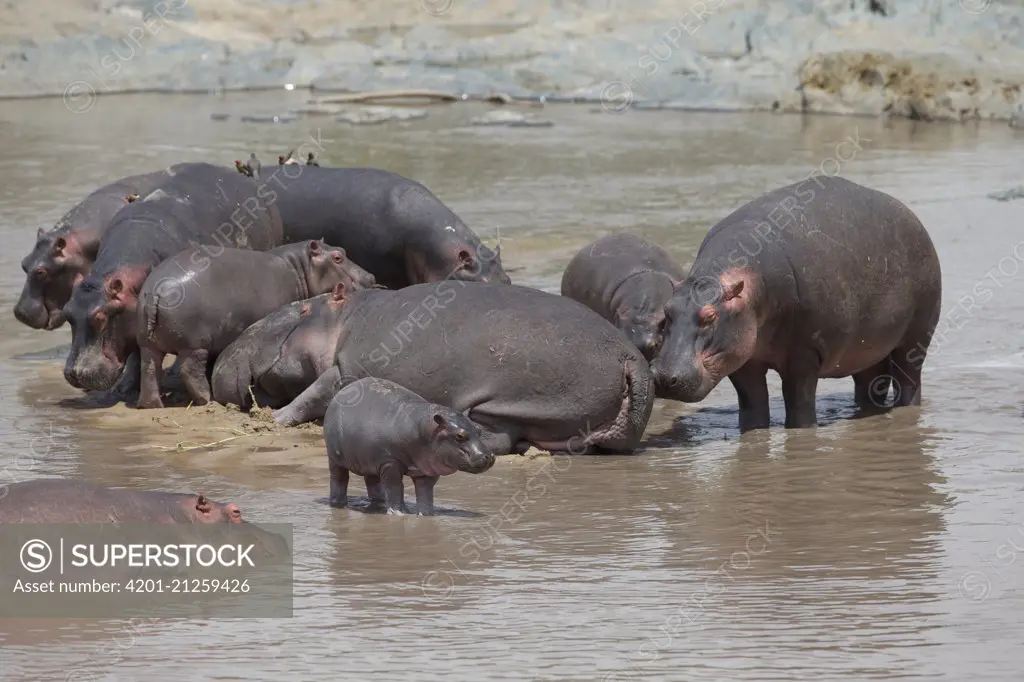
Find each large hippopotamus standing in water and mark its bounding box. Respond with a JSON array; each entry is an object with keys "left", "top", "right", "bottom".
[
  {"left": 135, "top": 241, "right": 374, "bottom": 409},
  {"left": 238, "top": 156, "right": 511, "bottom": 289},
  {"left": 271, "top": 282, "right": 654, "bottom": 456},
  {"left": 210, "top": 284, "right": 351, "bottom": 410},
  {"left": 561, "top": 232, "right": 686, "bottom": 367},
  {"left": 14, "top": 169, "right": 173, "bottom": 330},
  {"left": 61, "top": 162, "right": 284, "bottom": 399},
  {"left": 651, "top": 175, "right": 942, "bottom": 431},
  {"left": 0, "top": 478, "right": 242, "bottom": 523}
]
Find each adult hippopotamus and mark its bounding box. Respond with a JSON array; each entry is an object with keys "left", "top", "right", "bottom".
[
  {"left": 560, "top": 233, "right": 686, "bottom": 366},
  {"left": 325, "top": 378, "right": 495, "bottom": 515},
  {"left": 62, "top": 162, "right": 284, "bottom": 399},
  {"left": 651, "top": 175, "right": 942, "bottom": 431},
  {"left": 136, "top": 240, "right": 372, "bottom": 409},
  {"left": 14, "top": 169, "right": 173, "bottom": 330},
  {"left": 271, "top": 282, "right": 654, "bottom": 455},
  {"left": 210, "top": 284, "right": 350, "bottom": 410},
  {"left": 0, "top": 478, "right": 242, "bottom": 523},
  {"left": 237, "top": 155, "right": 510, "bottom": 289}
]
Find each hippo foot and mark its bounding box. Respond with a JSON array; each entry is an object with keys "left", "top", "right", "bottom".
[
  {"left": 271, "top": 408, "right": 297, "bottom": 426},
  {"left": 328, "top": 496, "right": 348, "bottom": 509},
  {"left": 385, "top": 506, "right": 410, "bottom": 516},
  {"left": 136, "top": 395, "right": 165, "bottom": 410}
]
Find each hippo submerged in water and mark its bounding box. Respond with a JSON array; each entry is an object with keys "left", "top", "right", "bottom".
[
  {"left": 651, "top": 175, "right": 942, "bottom": 431},
  {"left": 14, "top": 169, "right": 174, "bottom": 330},
  {"left": 237, "top": 154, "right": 511, "bottom": 289},
  {"left": 325, "top": 378, "right": 495, "bottom": 515},
  {"left": 136, "top": 240, "right": 375, "bottom": 409},
  {"left": 561, "top": 233, "right": 687, "bottom": 370},
  {"left": 61, "top": 162, "right": 284, "bottom": 400},
  {"left": 272, "top": 282, "right": 654, "bottom": 456},
  {"left": 0, "top": 478, "right": 242, "bottom": 524}
]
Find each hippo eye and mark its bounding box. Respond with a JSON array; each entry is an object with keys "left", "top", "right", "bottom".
[
  {"left": 91, "top": 309, "right": 108, "bottom": 332},
  {"left": 34, "top": 267, "right": 48, "bottom": 281},
  {"left": 332, "top": 253, "right": 344, "bottom": 263},
  {"left": 698, "top": 305, "right": 717, "bottom": 327},
  {"left": 455, "top": 432, "right": 468, "bottom": 443}
]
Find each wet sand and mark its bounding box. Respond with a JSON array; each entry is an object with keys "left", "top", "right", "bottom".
[{"left": 1, "top": 91, "right": 1023, "bottom": 681}]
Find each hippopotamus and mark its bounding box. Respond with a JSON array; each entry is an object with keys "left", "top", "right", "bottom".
[
  {"left": 62, "top": 162, "right": 284, "bottom": 399},
  {"left": 135, "top": 240, "right": 374, "bottom": 409},
  {"left": 0, "top": 478, "right": 242, "bottom": 523},
  {"left": 325, "top": 378, "right": 495, "bottom": 515},
  {"left": 210, "top": 284, "right": 350, "bottom": 411},
  {"left": 650, "top": 175, "right": 942, "bottom": 431},
  {"left": 237, "top": 155, "right": 510, "bottom": 289},
  {"left": 560, "top": 233, "right": 686, "bottom": 366},
  {"left": 14, "top": 169, "right": 174, "bottom": 330},
  {"left": 271, "top": 282, "right": 655, "bottom": 455}
]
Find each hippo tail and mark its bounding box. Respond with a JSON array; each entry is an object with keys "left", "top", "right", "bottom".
[
  {"left": 623, "top": 356, "right": 655, "bottom": 449},
  {"left": 141, "top": 288, "right": 160, "bottom": 342}
]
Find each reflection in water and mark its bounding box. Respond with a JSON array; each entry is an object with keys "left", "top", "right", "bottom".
[{"left": 0, "top": 92, "right": 1021, "bottom": 680}]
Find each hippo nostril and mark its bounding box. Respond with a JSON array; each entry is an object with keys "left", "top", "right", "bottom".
[{"left": 667, "top": 375, "right": 681, "bottom": 388}]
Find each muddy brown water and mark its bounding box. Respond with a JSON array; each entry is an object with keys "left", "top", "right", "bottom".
[{"left": 0, "top": 91, "right": 1022, "bottom": 681}]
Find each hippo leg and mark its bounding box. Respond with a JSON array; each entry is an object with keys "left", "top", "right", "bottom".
[
  {"left": 890, "top": 344, "right": 924, "bottom": 407},
  {"left": 138, "top": 347, "right": 166, "bottom": 409},
  {"left": 781, "top": 352, "right": 821, "bottom": 429},
  {"left": 853, "top": 359, "right": 892, "bottom": 408},
  {"left": 178, "top": 349, "right": 212, "bottom": 406},
  {"left": 412, "top": 476, "right": 438, "bottom": 516},
  {"left": 729, "top": 361, "right": 771, "bottom": 432},
  {"left": 363, "top": 475, "right": 386, "bottom": 511},
  {"left": 106, "top": 351, "right": 142, "bottom": 403},
  {"left": 380, "top": 463, "right": 408, "bottom": 515},
  {"left": 329, "top": 459, "right": 349, "bottom": 508},
  {"left": 272, "top": 366, "right": 343, "bottom": 426}
]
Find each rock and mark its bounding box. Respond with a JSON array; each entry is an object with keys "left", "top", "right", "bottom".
[
  {"left": 469, "top": 109, "right": 553, "bottom": 127},
  {"left": 988, "top": 186, "right": 1024, "bottom": 202},
  {"left": 334, "top": 106, "right": 429, "bottom": 124}
]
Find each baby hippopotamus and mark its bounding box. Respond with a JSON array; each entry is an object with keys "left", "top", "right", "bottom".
[
  {"left": 561, "top": 233, "right": 686, "bottom": 367},
  {"left": 325, "top": 378, "right": 495, "bottom": 515},
  {"left": 210, "top": 283, "right": 351, "bottom": 410},
  {"left": 136, "top": 239, "right": 375, "bottom": 409},
  {"left": 651, "top": 176, "right": 942, "bottom": 431},
  {"left": 0, "top": 478, "right": 242, "bottom": 524}
]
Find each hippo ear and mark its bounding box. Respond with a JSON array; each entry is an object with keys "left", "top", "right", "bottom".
[
  {"left": 36, "top": 226, "right": 45, "bottom": 238},
  {"left": 331, "top": 282, "right": 347, "bottom": 301},
  {"left": 308, "top": 240, "right": 322, "bottom": 255},
  {"left": 432, "top": 413, "right": 448, "bottom": 429},
  {"left": 458, "top": 249, "right": 473, "bottom": 266},
  {"left": 721, "top": 279, "right": 744, "bottom": 302},
  {"left": 195, "top": 495, "right": 212, "bottom": 514},
  {"left": 51, "top": 237, "right": 67, "bottom": 259}
]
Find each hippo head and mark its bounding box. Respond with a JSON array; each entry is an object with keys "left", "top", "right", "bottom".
[
  {"left": 14, "top": 228, "right": 89, "bottom": 330},
  {"left": 188, "top": 494, "right": 243, "bottom": 524},
  {"left": 651, "top": 269, "right": 759, "bottom": 402},
  {"left": 448, "top": 240, "right": 512, "bottom": 285},
  {"left": 62, "top": 266, "right": 147, "bottom": 391},
  {"left": 422, "top": 411, "right": 495, "bottom": 476},
  {"left": 299, "top": 240, "right": 375, "bottom": 294}
]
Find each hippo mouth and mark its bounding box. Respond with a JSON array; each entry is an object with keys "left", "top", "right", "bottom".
[{"left": 44, "top": 308, "right": 68, "bottom": 330}]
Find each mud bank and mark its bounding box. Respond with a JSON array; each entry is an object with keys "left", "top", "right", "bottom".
[{"left": 1, "top": 0, "right": 1023, "bottom": 124}]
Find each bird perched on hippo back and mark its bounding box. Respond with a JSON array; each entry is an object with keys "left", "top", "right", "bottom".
[
  {"left": 651, "top": 175, "right": 942, "bottom": 432},
  {"left": 234, "top": 152, "right": 510, "bottom": 289}
]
